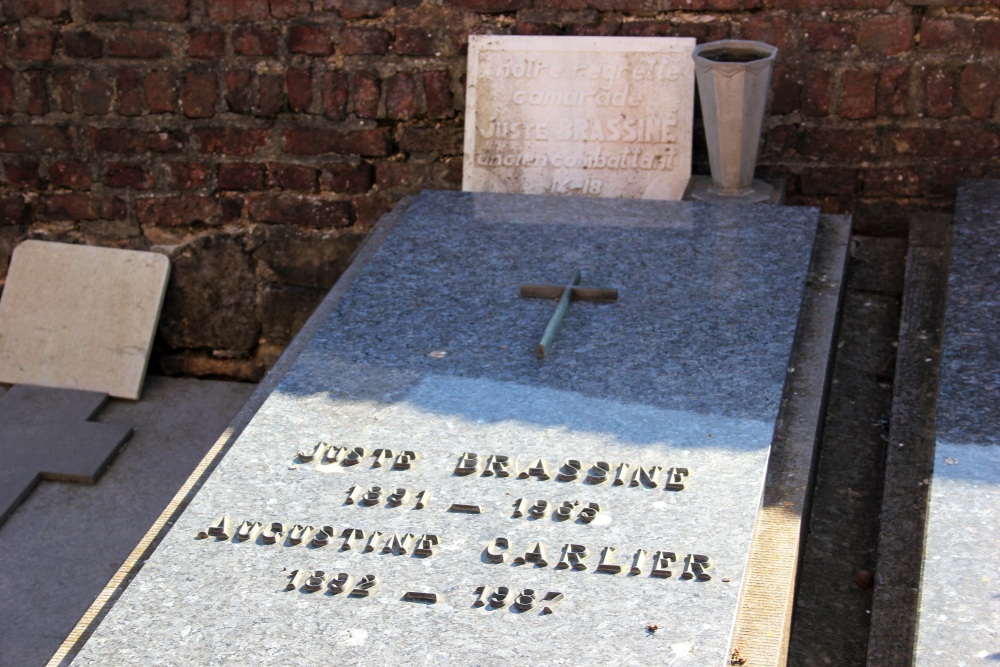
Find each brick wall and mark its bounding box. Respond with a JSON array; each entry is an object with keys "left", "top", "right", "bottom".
[{"left": 1, "top": 0, "right": 997, "bottom": 380}]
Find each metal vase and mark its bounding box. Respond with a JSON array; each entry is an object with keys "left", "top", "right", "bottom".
[{"left": 691, "top": 40, "right": 778, "bottom": 204}]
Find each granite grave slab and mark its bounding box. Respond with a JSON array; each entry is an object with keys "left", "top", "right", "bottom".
[
  {"left": 463, "top": 36, "right": 695, "bottom": 200},
  {"left": 0, "top": 241, "right": 170, "bottom": 400},
  {"left": 915, "top": 180, "right": 1000, "bottom": 666},
  {"left": 61, "top": 192, "right": 847, "bottom": 667}
]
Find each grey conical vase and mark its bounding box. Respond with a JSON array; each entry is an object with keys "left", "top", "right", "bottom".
[{"left": 691, "top": 40, "right": 778, "bottom": 204}]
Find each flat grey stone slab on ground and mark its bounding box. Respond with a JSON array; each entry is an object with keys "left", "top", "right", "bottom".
[
  {"left": 916, "top": 180, "right": 1000, "bottom": 666},
  {"left": 66, "top": 191, "right": 834, "bottom": 667},
  {"left": 0, "top": 240, "right": 170, "bottom": 399},
  {"left": 0, "top": 384, "right": 133, "bottom": 526},
  {"left": 0, "top": 376, "right": 256, "bottom": 667}
]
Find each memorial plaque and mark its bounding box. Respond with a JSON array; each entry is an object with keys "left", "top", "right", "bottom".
[
  {"left": 463, "top": 36, "right": 696, "bottom": 200},
  {"left": 916, "top": 180, "right": 1000, "bottom": 665},
  {"left": 62, "top": 192, "right": 845, "bottom": 666}
]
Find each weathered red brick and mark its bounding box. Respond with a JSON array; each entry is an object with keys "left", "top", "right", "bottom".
[
  {"left": 877, "top": 64, "right": 909, "bottom": 116},
  {"left": 48, "top": 161, "right": 91, "bottom": 190},
  {"left": 862, "top": 168, "right": 920, "bottom": 197},
  {"left": 289, "top": 23, "right": 335, "bottom": 56},
  {"left": 857, "top": 13, "right": 913, "bottom": 56},
  {"left": 92, "top": 128, "right": 186, "bottom": 153},
  {"left": 324, "top": 0, "right": 392, "bottom": 19},
  {"left": 376, "top": 161, "right": 455, "bottom": 191},
  {"left": 137, "top": 195, "right": 222, "bottom": 226},
  {"left": 269, "top": 0, "right": 312, "bottom": 18},
  {"left": 80, "top": 72, "right": 113, "bottom": 115},
  {"left": 976, "top": 21, "right": 1000, "bottom": 50},
  {"left": 25, "top": 72, "right": 49, "bottom": 116},
  {"left": 181, "top": 70, "right": 218, "bottom": 119},
  {"left": 269, "top": 163, "right": 319, "bottom": 190},
  {"left": 839, "top": 70, "right": 878, "bottom": 120},
  {"left": 0, "top": 126, "right": 71, "bottom": 153},
  {"left": 108, "top": 30, "right": 173, "bottom": 59},
  {"left": 924, "top": 67, "right": 957, "bottom": 119},
  {"left": 50, "top": 69, "right": 75, "bottom": 113},
  {"left": 422, "top": 70, "right": 454, "bottom": 119},
  {"left": 164, "top": 162, "right": 210, "bottom": 189},
  {"left": 6, "top": 0, "right": 70, "bottom": 19},
  {"left": 322, "top": 70, "right": 348, "bottom": 119},
  {"left": 208, "top": 0, "right": 269, "bottom": 21},
  {"left": 394, "top": 26, "right": 435, "bottom": 56},
  {"left": 801, "top": 68, "right": 832, "bottom": 117},
  {"left": 767, "top": 63, "right": 800, "bottom": 116},
  {"left": 920, "top": 17, "right": 974, "bottom": 50},
  {"left": 145, "top": 70, "right": 179, "bottom": 113},
  {"left": 321, "top": 162, "right": 373, "bottom": 193},
  {"left": 219, "top": 162, "right": 266, "bottom": 190},
  {"left": 449, "top": 0, "right": 530, "bottom": 11},
  {"left": 225, "top": 70, "right": 254, "bottom": 114},
  {"left": 189, "top": 32, "right": 225, "bottom": 59},
  {"left": 82, "top": 0, "right": 188, "bottom": 21},
  {"left": 742, "top": 15, "right": 794, "bottom": 51},
  {"left": 802, "top": 128, "right": 883, "bottom": 161},
  {"left": 284, "top": 127, "right": 391, "bottom": 156},
  {"left": 340, "top": 27, "right": 391, "bottom": 55},
  {"left": 0, "top": 70, "right": 14, "bottom": 115},
  {"left": 399, "top": 126, "right": 462, "bottom": 154},
  {"left": 232, "top": 26, "right": 280, "bottom": 56},
  {"left": 800, "top": 168, "right": 857, "bottom": 196},
  {"left": 37, "top": 193, "right": 126, "bottom": 221},
  {"left": 195, "top": 127, "right": 269, "bottom": 156},
  {"left": 352, "top": 191, "right": 392, "bottom": 229},
  {"left": 286, "top": 67, "right": 313, "bottom": 113},
  {"left": 625, "top": 19, "right": 731, "bottom": 41},
  {"left": 256, "top": 74, "right": 285, "bottom": 116},
  {"left": 62, "top": 32, "right": 104, "bottom": 58},
  {"left": 0, "top": 194, "right": 28, "bottom": 225},
  {"left": 247, "top": 193, "right": 354, "bottom": 227},
  {"left": 351, "top": 72, "right": 380, "bottom": 118},
  {"left": 958, "top": 64, "right": 999, "bottom": 119},
  {"left": 104, "top": 163, "right": 152, "bottom": 189},
  {"left": 385, "top": 72, "right": 416, "bottom": 120},
  {"left": 16, "top": 29, "right": 55, "bottom": 62},
  {"left": 891, "top": 126, "right": 999, "bottom": 160},
  {"left": 115, "top": 68, "right": 145, "bottom": 116},
  {"left": 4, "top": 161, "right": 41, "bottom": 188},
  {"left": 803, "top": 20, "right": 855, "bottom": 51}
]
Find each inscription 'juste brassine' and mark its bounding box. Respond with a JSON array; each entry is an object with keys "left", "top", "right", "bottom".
[{"left": 456, "top": 454, "right": 688, "bottom": 491}]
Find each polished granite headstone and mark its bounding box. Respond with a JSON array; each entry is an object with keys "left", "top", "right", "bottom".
[
  {"left": 916, "top": 180, "right": 1000, "bottom": 665},
  {"left": 66, "top": 191, "right": 842, "bottom": 666}
]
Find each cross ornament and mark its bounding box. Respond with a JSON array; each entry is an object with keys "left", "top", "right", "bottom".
[
  {"left": 519, "top": 269, "right": 618, "bottom": 359},
  {"left": 0, "top": 384, "right": 133, "bottom": 526}
]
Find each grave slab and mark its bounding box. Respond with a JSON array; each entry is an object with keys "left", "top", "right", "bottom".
[
  {"left": 915, "top": 180, "right": 1000, "bottom": 665},
  {"left": 0, "top": 240, "right": 170, "bottom": 400},
  {"left": 0, "top": 384, "right": 133, "bottom": 526},
  {"left": 60, "top": 192, "right": 846, "bottom": 667},
  {"left": 463, "top": 36, "right": 695, "bottom": 200}
]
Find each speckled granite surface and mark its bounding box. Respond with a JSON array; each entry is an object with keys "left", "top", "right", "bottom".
[
  {"left": 70, "top": 191, "right": 821, "bottom": 667},
  {"left": 916, "top": 181, "right": 1000, "bottom": 666}
]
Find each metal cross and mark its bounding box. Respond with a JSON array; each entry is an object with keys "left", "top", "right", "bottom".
[
  {"left": 519, "top": 269, "right": 618, "bottom": 359},
  {"left": 0, "top": 384, "right": 133, "bottom": 527}
]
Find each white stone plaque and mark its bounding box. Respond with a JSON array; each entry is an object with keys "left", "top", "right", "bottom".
[{"left": 463, "top": 35, "right": 696, "bottom": 200}]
